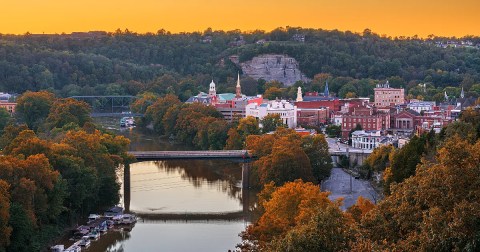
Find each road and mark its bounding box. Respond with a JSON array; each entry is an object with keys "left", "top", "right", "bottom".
[{"left": 322, "top": 168, "right": 378, "bottom": 210}]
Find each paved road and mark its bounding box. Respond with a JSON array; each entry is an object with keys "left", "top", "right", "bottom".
[{"left": 322, "top": 168, "right": 378, "bottom": 210}]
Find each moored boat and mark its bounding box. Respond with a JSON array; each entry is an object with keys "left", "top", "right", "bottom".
[
  {"left": 79, "top": 236, "right": 91, "bottom": 247},
  {"left": 121, "top": 214, "right": 137, "bottom": 224}
]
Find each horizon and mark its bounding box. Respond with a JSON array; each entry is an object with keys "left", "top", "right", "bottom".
[
  {"left": 1, "top": 0, "right": 479, "bottom": 38},
  {"left": 3, "top": 26, "right": 479, "bottom": 39}
]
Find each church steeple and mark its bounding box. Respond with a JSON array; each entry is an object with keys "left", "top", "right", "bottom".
[
  {"left": 296, "top": 86, "right": 303, "bottom": 102},
  {"left": 324, "top": 81, "right": 329, "bottom": 97},
  {"left": 209, "top": 79, "right": 217, "bottom": 105},
  {"left": 209, "top": 79, "right": 216, "bottom": 97},
  {"left": 235, "top": 72, "right": 242, "bottom": 98},
  {"left": 461, "top": 86, "right": 465, "bottom": 99}
]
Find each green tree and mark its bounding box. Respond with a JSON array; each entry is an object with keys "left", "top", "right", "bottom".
[
  {"left": 325, "top": 125, "right": 341, "bottom": 138},
  {"left": 302, "top": 134, "right": 333, "bottom": 182},
  {"left": 0, "top": 108, "right": 11, "bottom": 134},
  {"left": 16, "top": 91, "right": 55, "bottom": 130},
  {"left": 261, "top": 114, "right": 284, "bottom": 133},
  {"left": 145, "top": 94, "right": 181, "bottom": 134}
]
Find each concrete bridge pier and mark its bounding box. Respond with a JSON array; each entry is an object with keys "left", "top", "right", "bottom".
[
  {"left": 241, "top": 162, "right": 250, "bottom": 189},
  {"left": 124, "top": 163, "right": 131, "bottom": 212}
]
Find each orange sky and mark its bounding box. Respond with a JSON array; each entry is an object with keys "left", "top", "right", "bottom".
[{"left": 1, "top": 0, "right": 479, "bottom": 37}]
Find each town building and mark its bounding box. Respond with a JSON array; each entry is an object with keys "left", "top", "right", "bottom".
[
  {"left": 340, "top": 104, "right": 390, "bottom": 139},
  {"left": 0, "top": 102, "right": 16, "bottom": 114},
  {"left": 246, "top": 99, "right": 297, "bottom": 128},
  {"left": 351, "top": 130, "right": 395, "bottom": 150},
  {"left": 407, "top": 101, "right": 436, "bottom": 113},
  {"left": 374, "top": 81, "right": 405, "bottom": 107},
  {"left": 294, "top": 86, "right": 333, "bottom": 127}
]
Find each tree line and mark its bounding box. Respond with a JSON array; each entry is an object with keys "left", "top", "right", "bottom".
[
  {"left": 1, "top": 27, "right": 480, "bottom": 102},
  {"left": 0, "top": 91, "right": 130, "bottom": 251}
]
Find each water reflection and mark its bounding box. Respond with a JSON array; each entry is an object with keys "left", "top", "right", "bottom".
[
  {"left": 91, "top": 118, "right": 257, "bottom": 251},
  {"left": 124, "top": 160, "right": 244, "bottom": 214}
]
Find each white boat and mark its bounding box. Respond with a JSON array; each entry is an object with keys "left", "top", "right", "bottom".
[
  {"left": 112, "top": 215, "right": 123, "bottom": 225},
  {"left": 87, "top": 214, "right": 100, "bottom": 223},
  {"left": 79, "top": 236, "right": 91, "bottom": 247},
  {"left": 65, "top": 245, "right": 82, "bottom": 252},
  {"left": 51, "top": 245, "right": 64, "bottom": 252},
  {"left": 121, "top": 214, "right": 137, "bottom": 224},
  {"left": 88, "top": 231, "right": 100, "bottom": 240}
]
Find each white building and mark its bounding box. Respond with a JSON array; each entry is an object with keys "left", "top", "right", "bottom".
[
  {"left": 246, "top": 99, "right": 297, "bottom": 128},
  {"left": 407, "top": 101, "right": 435, "bottom": 113},
  {"left": 351, "top": 130, "right": 394, "bottom": 150}
]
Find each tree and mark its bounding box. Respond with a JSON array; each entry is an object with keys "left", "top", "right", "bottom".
[
  {"left": 301, "top": 134, "right": 333, "bottom": 182},
  {"left": 383, "top": 132, "right": 436, "bottom": 195},
  {"left": 225, "top": 128, "right": 243, "bottom": 150},
  {"left": 263, "top": 87, "right": 284, "bottom": 100},
  {"left": 360, "top": 136, "right": 480, "bottom": 251},
  {"left": 346, "top": 196, "right": 375, "bottom": 223},
  {"left": 325, "top": 124, "right": 341, "bottom": 138},
  {"left": 46, "top": 98, "right": 92, "bottom": 129},
  {"left": 237, "top": 116, "right": 260, "bottom": 138},
  {"left": 270, "top": 204, "right": 356, "bottom": 252},
  {"left": 0, "top": 108, "right": 11, "bottom": 134},
  {"left": 130, "top": 92, "right": 159, "bottom": 126},
  {"left": 15, "top": 91, "right": 55, "bottom": 130},
  {"left": 260, "top": 114, "right": 284, "bottom": 133},
  {"left": 360, "top": 144, "right": 394, "bottom": 179},
  {"left": 0, "top": 180, "right": 11, "bottom": 249},
  {"left": 146, "top": 94, "right": 181, "bottom": 134},
  {"left": 240, "top": 180, "right": 347, "bottom": 251}
]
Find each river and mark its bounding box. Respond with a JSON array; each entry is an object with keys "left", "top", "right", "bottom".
[{"left": 78, "top": 118, "right": 256, "bottom": 252}]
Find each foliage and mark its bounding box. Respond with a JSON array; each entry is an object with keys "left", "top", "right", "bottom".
[
  {"left": 145, "top": 94, "right": 181, "bottom": 134},
  {"left": 360, "top": 136, "right": 480, "bottom": 251},
  {"left": 240, "top": 180, "right": 355, "bottom": 251},
  {"left": 0, "top": 108, "right": 11, "bottom": 135},
  {"left": 383, "top": 131, "right": 436, "bottom": 194},
  {"left": 325, "top": 124, "right": 341, "bottom": 138},
  {"left": 301, "top": 134, "right": 333, "bottom": 182},
  {"left": 260, "top": 113, "right": 284, "bottom": 133},
  {"left": 0, "top": 109, "right": 130, "bottom": 250},
  {"left": 360, "top": 144, "right": 394, "bottom": 179},
  {"left": 1, "top": 29, "right": 480, "bottom": 103},
  {"left": 246, "top": 128, "right": 330, "bottom": 187},
  {"left": 46, "top": 98, "right": 92, "bottom": 129},
  {"left": 15, "top": 91, "right": 55, "bottom": 131}
]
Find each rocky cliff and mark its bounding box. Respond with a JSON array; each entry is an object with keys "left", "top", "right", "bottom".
[{"left": 234, "top": 54, "right": 310, "bottom": 86}]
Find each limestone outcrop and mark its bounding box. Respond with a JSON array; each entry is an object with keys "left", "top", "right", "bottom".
[{"left": 235, "top": 54, "right": 310, "bottom": 86}]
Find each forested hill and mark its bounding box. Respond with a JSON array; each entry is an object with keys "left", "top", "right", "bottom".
[{"left": 1, "top": 28, "right": 480, "bottom": 99}]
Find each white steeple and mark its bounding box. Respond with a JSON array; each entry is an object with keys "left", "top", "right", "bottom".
[
  {"left": 296, "top": 86, "right": 303, "bottom": 102},
  {"left": 235, "top": 72, "right": 242, "bottom": 98},
  {"left": 236, "top": 72, "right": 241, "bottom": 88},
  {"left": 461, "top": 86, "right": 465, "bottom": 99},
  {"left": 209, "top": 79, "right": 216, "bottom": 97}
]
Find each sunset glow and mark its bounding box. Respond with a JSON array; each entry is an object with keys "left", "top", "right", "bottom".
[{"left": 1, "top": 0, "right": 479, "bottom": 37}]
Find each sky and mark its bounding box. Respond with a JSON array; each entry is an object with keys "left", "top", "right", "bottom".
[{"left": 1, "top": 0, "right": 479, "bottom": 37}]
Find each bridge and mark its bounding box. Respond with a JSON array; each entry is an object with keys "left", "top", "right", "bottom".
[
  {"left": 70, "top": 95, "right": 138, "bottom": 116},
  {"left": 128, "top": 150, "right": 253, "bottom": 161}
]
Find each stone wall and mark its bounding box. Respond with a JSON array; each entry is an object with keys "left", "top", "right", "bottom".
[{"left": 235, "top": 54, "right": 310, "bottom": 86}]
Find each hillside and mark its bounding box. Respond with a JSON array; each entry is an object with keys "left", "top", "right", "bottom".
[{"left": 0, "top": 28, "right": 479, "bottom": 100}]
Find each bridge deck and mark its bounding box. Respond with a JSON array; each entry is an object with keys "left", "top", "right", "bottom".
[{"left": 129, "top": 150, "right": 251, "bottom": 160}]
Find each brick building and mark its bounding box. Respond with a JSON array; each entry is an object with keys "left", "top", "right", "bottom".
[
  {"left": 340, "top": 105, "right": 390, "bottom": 139},
  {"left": 374, "top": 81, "right": 405, "bottom": 107}
]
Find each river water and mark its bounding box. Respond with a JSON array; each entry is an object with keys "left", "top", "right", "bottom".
[{"left": 78, "top": 118, "right": 256, "bottom": 252}]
